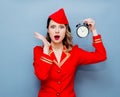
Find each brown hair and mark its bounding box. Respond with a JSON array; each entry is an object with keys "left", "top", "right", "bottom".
[{"left": 46, "top": 18, "right": 73, "bottom": 51}]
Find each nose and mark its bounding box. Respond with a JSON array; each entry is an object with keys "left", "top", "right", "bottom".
[{"left": 55, "top": 27, "right": 59, "bottom": 33}]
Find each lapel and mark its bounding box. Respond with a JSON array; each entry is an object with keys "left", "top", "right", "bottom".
[{"left": 48, "top": 46, "right": 71, "bottom": 68}]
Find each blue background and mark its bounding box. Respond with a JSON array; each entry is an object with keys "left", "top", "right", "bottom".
[{"left": 0, "top": 0, "right": 120, "bottom": 97}]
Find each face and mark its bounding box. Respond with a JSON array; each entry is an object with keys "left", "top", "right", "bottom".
[{"left": 48, "top": 20, "right": 66, "bottom": 44}]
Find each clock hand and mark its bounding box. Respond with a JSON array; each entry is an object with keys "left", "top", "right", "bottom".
[{"left": 80, "top": 28, "right": 83, "bottom": 32}]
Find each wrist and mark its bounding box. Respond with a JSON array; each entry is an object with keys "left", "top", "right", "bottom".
[
  {"left": 92, "top": 29, "right": 98, "bottom": 36},
  {"left": 43, "top": 46, "right": 49, "bottom": 55}
]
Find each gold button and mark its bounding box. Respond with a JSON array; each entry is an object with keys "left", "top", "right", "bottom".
[
  {"left": 57, "top": 69, "right": 61, "bottom": 73},
  {"left": 56, "top": 93, "right": 60, "bottom": 96},
  {"left": 58, "top": 81, "right": 61, "bottom": 84}
]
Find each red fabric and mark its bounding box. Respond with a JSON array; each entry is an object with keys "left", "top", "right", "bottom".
[
  {"left": 49, "top": 8, "right": 69, "bottom": 24},
  {"left": 33, "top": 35, "right": 107, "bottom": 97}
]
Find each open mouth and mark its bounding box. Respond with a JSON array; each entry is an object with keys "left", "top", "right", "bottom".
[{"left": 54, "top": 35, "right": 60, "bottom": 40}]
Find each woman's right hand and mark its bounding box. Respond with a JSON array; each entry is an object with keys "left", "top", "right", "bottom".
[{"left": 34, "top": 32, "right": 50, "bottom": 54}]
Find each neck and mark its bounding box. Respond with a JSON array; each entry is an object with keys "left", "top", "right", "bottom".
[{"left": 51, "top": 42, "right": 63, "bottom": 50}]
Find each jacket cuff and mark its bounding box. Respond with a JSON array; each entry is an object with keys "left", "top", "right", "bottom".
[{"left": 93, "top": 34, "right": 102, "bottom": 44}]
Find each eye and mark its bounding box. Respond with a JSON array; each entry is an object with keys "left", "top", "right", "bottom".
[
  {"left": 50, "top": 25, "right": 56, "bottom": 29},
  {"left": 59, "top": 25, "right": 65, "bottom": 29}
]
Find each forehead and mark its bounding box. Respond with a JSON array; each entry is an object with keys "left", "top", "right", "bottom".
[{"left": 49, "top": 20, "right": 65, "bottom": 25}]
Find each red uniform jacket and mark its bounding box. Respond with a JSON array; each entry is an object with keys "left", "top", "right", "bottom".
[{"left": 33, "top": 35, "right": 107, "bottom": 97}]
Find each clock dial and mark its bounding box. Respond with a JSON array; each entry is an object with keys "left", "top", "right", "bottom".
[{"left": 77, "top": 26, "right": 88, "bottom": 37}]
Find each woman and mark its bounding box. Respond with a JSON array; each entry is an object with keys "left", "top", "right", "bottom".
[{"left": 33, "top": 8, "right": 107, "bottom": 97}]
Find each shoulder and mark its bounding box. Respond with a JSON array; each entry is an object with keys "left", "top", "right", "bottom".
[
  {"left": 33, "top": 46, "right": 43, "bottom": 52},
  {"left": 70, "top": 45, "right": 83, "bottom": 52},
  {"left": 72, "top": 45, "right": 82, "bottom": 50}
]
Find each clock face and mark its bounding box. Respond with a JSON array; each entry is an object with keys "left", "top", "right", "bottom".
[{"left": 77, "top": 26, "right": 89, "bottom": 37}]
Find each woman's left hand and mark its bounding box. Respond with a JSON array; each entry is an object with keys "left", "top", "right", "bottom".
[{"left": 84, "top": 18, "right": 98, "bottom": 36}]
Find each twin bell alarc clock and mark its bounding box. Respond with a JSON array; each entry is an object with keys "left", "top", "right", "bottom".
[{"left": 76, "top": 22, "right": 89, "bottom": 38}]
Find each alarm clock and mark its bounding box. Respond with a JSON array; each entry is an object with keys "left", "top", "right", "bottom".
[{"left": 76, "top": 23, "right": 89, "bottom": 38}]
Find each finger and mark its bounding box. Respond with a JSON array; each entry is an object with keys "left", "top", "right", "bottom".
[
  {"left": 34, "top": 32, "right": 44, "bottom": 40},
  {"left": 35, "top": 33, "right": 48, "bottom": 44},
  {"left": 34, "top": 32, "right": 40, "bottom": 38},
  {"left": 83, "top": 18, "right": 91, "bottom": 25},
  {"left": 34, "top": 32, "right": 42, "bottom": 37},
  {"left": 83, "top": 19, "right": 88, "bottom": 24},
  {"left": 34, "top": 32, "right": 39, "bottom": 36},
  {"left": 84, "top": 18, "right": 94, "bottom": 24}
]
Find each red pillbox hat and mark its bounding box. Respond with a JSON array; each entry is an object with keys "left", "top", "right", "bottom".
[{"left": 49, "top": 8, "right": 69, "bottom": 24}]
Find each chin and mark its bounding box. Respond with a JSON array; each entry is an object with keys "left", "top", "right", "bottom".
[{"left": 53, "top": 40, "right": 62, "bottom": 44}]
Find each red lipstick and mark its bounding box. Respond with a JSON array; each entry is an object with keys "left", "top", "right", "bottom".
[{"left": 54, "top": 35, "right": 60, "bottom": 40}]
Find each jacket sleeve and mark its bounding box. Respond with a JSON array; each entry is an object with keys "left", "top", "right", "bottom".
[
  {"left": 33, "top": 46, "right": 53, "bottom": 81},
  {"left": 76, "top": 35, "right": 107, "bottom": 65}
]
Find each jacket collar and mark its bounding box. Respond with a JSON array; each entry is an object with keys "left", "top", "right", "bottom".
[{"left": 48, "top": 45, "right": 71, "bottom": 68}]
